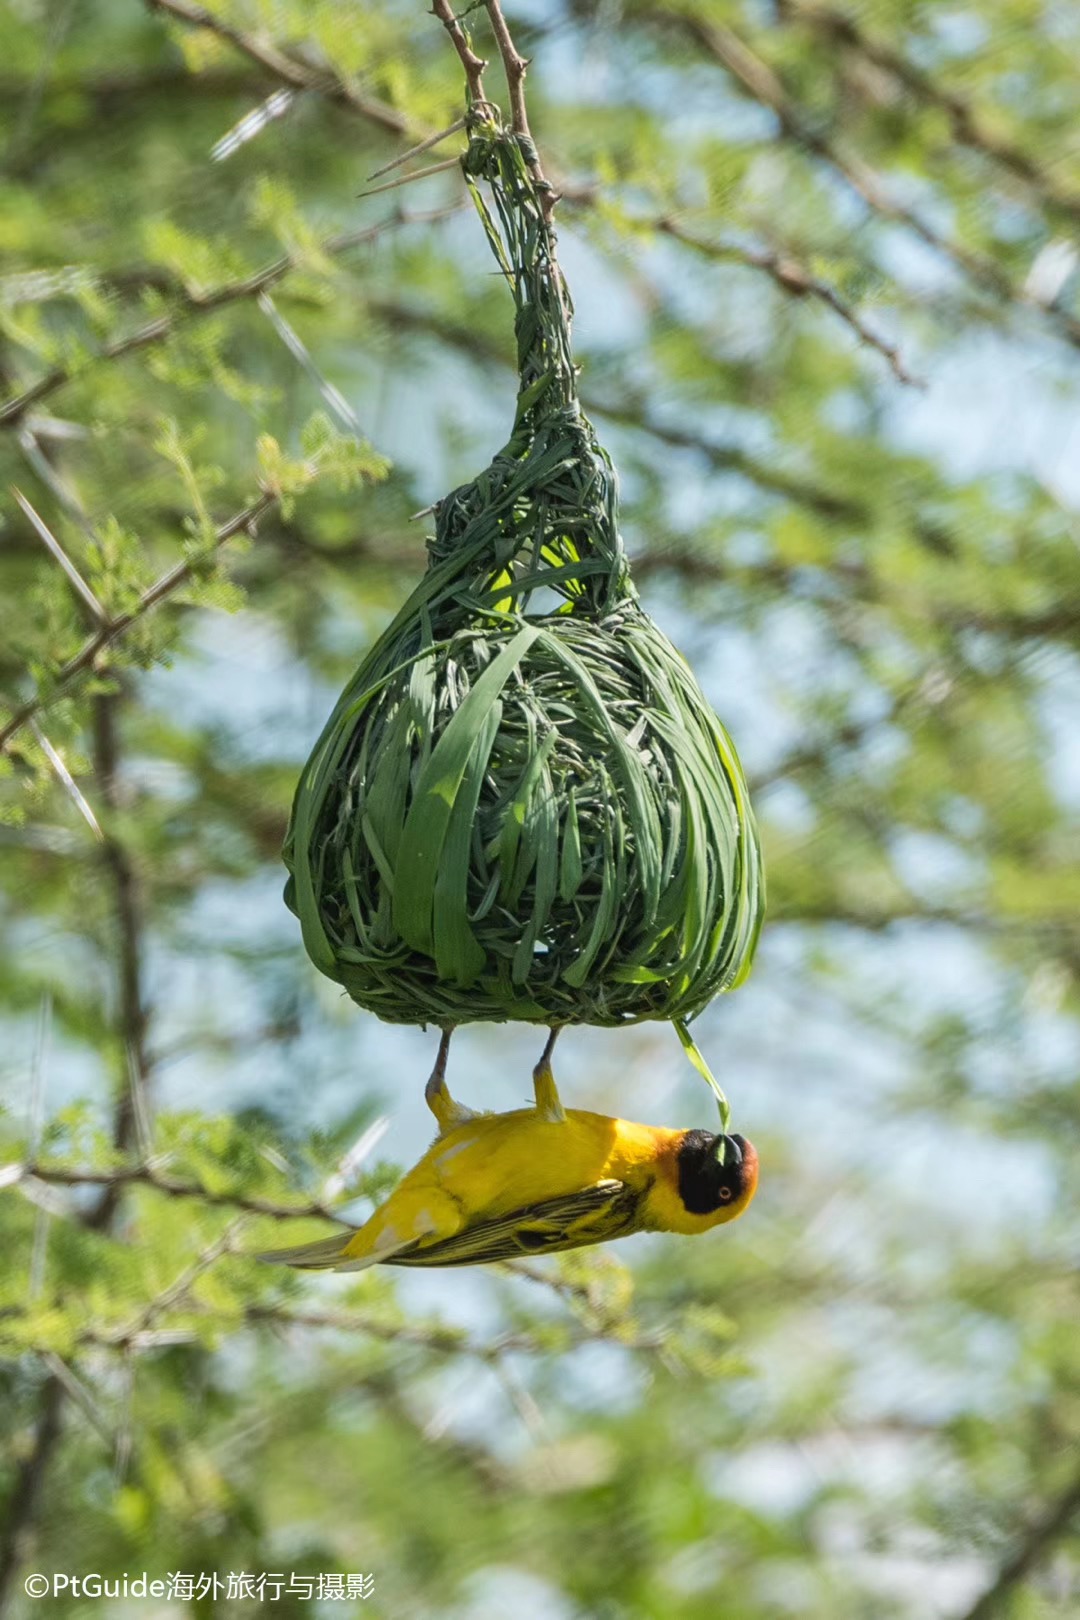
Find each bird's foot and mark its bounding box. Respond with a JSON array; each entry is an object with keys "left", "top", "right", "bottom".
[
  {"left": 424, "top": 1028, "right": 476, "bottom": 1135},
  {"left": 532, "top": 1027, "right": 566, "bottom": 1122}
]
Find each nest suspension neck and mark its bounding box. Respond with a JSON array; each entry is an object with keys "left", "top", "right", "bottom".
[{"left": 427, "top": 120, "right": 632, "bottom": 623}]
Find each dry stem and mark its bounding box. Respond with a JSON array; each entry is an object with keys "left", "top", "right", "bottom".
[{"left": 431, "top": 0, "right": 488, "bottom": 105}]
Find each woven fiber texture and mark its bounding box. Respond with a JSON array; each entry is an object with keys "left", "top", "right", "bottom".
[{"left": 284, "top": 120, "right": 764, "bottom": 1027}]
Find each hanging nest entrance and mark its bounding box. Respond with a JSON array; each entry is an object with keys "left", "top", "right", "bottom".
[{"left": 284, "top": 120, "right": 764, "bottom": 1029}]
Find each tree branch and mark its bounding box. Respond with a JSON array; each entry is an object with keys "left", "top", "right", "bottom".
[
  {"left": 656, "top": 217, "right": 917, "bottom": 386},
  {"left": 483, "top": 3, "right": 528, "bottom": 141},
  {"left": 767, "top": 900, "right": 1078, "bottom": 943},
  {"left": 10, "top": 1159, "right": 346, "bottom": 1223},
  {"left": 0, "top": 42, "right": 912, "bottom": 422},
  {"left": 125, "top": 0, "right": 1075, "bottom": 378},
  {"left": 1, "top": 607, "right": 160, "bottom": 1605},
  {"left": 0, "top": 205, "right": 460, "bottom": 432},
  {"left": 587, "top": 391, "right": 866, "bottom": 521},
  {"left": 0, "top": 1284, "right": 667, "bottom": 1366},
  {"left": 959, "top": 1465, "right": 1080, "bottom": 1620},
  {"left": 105, "top": 1220, "right": 248, "bottom": 1351},
  {"left": 645, "top": 6, "right": 1080, "bottom": 356},
  {"left": 557, "top": 177, "right": 917, "bottom": 384},
  {"left": 0, "top": 65, "right": 259, "bottom": 108},
  {"left": 780, "top": 0, "right": 1080, "bottom": 232},
  {"left": 0, "top": 1376, "right": 65, "bottom": 1615},
  {"left": 364, "top": 293, "right": 865, "bottom": 519},
  {"left": 82, "top": 698, "right": 151, "bottom": 1227},
  {"left": 431, "top": 0, "right": 488, "bottom": 106},
  {"left": 150, "top": 1296, "right": 663, "bottom": 1365},
  {"left": 483, "top": 1, "right": 557, "bottom": 223},
  {"left": 143, "top": 0, "right": 414, "bottom": 138},
  {"left": 0, "top": 490, "right": 275, "bottom": 752},
  {"left": 631, "top": 527, "right": 1080, "bottom": 649}
]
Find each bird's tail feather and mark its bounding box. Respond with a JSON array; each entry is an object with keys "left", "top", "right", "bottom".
[{"left": 258, "top": 1230, "right": 362, "bottom": 1270}]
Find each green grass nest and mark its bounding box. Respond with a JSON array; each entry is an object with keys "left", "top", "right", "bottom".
[{"left": 284, "top": 119, "right": 764, "bottom": 1029}]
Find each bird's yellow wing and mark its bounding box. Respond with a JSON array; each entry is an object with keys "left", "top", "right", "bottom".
[
  {"left": 257, "top": 1181, "right": 638, "bottom": 1272},
  {"left": 385, "top": 1178, "right": 640, "bottom": 1268}
]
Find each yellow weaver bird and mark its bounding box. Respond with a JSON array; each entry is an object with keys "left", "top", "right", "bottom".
[{"left": 262, "top": 1030, "right": 759, "bottom": 1271}]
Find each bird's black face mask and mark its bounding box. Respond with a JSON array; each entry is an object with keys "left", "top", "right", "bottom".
[{"left": 676, "top": 1130, "right": 751, "bottom": 1216}]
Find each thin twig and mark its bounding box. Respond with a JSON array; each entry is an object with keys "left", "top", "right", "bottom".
[
  {"left": 319, "top": 1116, "right": 391, "bottom": 1205},
  {"left": 484, "top": 2, "right": 528, "bottom": 138},
  {"left": 780, "top": 0, "right": 1080, "bottom": 231},
  {"left": 211, "top": 86, "right": 295, "bottom": 162},
  {"left": 769, "top": 900, "right": 1075, "bottom": 940},
  {"left": 0, "top": 205, "right": 461, "bottom": 432},
  {"left": 28, "top": 722, "right": 104, "bottom": 842},
  {"left": 577, "top": 392, "right": 865, "bottom": 521},
  {"left": 144, "top": 0, "right": 414, "bottom": 138},
  {"left": 256, "top": 292, "right": 362, "bottom": 433},
  {"left": 39, "top": 1354, "right": 113, "bottom": 1447},
  {"left": 366, "top": 292, "right": 864, "bottom": 518},
  {"left": 16, "top": 426, "right": 92, "bottom": 522},
  {"left": 25, "top": 999, "right": 50, "bottom": 1166},
  {"left": 649, "top": 6, "right": 1080, "bottom": 355},
  {"left": 10, "top": 1158, "right": 347, "bottom": 1223},
  {"left": 554, "top": 176, "right": 917, "bottom": 384},
  {"left": 631, "top": 530, "right": 1080, "bottom": 647},
  {"left": 12, "top": 488, "right": 107, "bottom": 618},
  {"left": 358, "top": 154, "right": 463, "bottom": 197},
  {"left": 655, "top": 217, "right": 917, "bottom": 386},
  {"left": 505, "top": 1257, "right": 621, "bottom": 1322},
  {"left": 490, "top": 1355, "right": 547, "bottom": 1440},
  {"left": 26, "top": 997, "right": 52, "bottom": 1305},
  {"left": 104, "top": 1220, "right": 249, "bottom": 1350},
  {"left": 241, "top": 1303, "right": 474, "bottom": 1354},
  {"left": 431, "top": 0, "right": 488, "bottom": 105},
  {"left": 483, "top": 1, "right": 557, "bottom": 221},
  {"left": 368, "top": 115, "right": 467, "bottom": 179},
  {"left": 238, "top": 1302, "right": 665, "bottom": 1362},
  {"left": 112, "top": 1354, "right": 135, "bottom": 1486},
  {"left": 0, "top": 489, "right": 275, "bottom": 751}
]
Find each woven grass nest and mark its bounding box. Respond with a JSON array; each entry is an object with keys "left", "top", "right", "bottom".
[{"left": 284, "top": 120, "right": 764, "bottom": 1029}]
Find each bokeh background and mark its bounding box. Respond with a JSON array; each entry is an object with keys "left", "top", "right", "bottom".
[{"left": 1, "top": 1, "right": 1078, "bottom": 1616}]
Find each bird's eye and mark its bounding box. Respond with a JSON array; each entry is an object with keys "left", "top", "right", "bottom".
[{"left": 717, "top": 1186, "right": 734, "bottom": 1202}]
